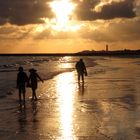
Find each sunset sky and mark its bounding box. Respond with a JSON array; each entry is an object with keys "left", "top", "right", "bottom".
[{"left": 0, "top": 0, "right": 140, "bottom": 53}]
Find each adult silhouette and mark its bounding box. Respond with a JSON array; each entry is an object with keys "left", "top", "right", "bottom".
[
  {"left": 75, "top": 59, "right": 87, "bottom": 83},
  {"left": 29, "top": 68, "right": 43, "bottom": 101},
  {"left": 17, "top": 67, "right": 28, "bottom": 103}
]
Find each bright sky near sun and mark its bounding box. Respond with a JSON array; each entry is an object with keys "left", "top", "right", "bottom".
[
  {"left": 0, "top": 0, "right": 140, "bottom": 53},
  {"left": 50, "top": 0, "right": 75, "bottom": 26},
  {"left": 48, "top": 0, "right": 81, "bottom": 31}
]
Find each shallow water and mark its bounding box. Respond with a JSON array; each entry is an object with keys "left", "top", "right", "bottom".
[
  {"left": 0, "top": 56, "right": 96, "bottom": 95},
  {"left": 0, "top": 56, "right": 140, "bottom": 139}
]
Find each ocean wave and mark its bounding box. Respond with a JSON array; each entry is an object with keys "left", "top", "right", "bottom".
[{"left": 41, "top": 68, "right": 75, "bottom": 81}]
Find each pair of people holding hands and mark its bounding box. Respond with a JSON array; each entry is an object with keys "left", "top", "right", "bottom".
[{"left": 17, "top": 67, "right": 43, "bottom": 103}]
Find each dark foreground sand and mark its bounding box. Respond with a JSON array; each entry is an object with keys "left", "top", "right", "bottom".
[{"left": 0, "top": 62, "right": 140, "bottom": 140}]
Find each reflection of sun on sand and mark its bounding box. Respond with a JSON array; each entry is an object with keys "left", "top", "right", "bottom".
[{"left": 56, "top": 72, "right": 76, "bottom": 138}]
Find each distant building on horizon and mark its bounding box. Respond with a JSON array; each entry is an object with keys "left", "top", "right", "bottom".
[{"left": 106, "top": 44, "right": 109, "bottom": 51}]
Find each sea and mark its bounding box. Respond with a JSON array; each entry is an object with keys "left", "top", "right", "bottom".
[
  {"left": 0, "top": 55, "right": 140, "bottom": 97},
  {"left": 0, "top": 56, "right": 97, "bottom": 97}
]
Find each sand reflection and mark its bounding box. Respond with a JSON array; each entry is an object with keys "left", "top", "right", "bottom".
[{"left": 56, "top": 72, "right": 76, "bottom": 138}]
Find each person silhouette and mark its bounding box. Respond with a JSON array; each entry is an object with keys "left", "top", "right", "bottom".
[
  {"left": 28, "top": 68, "right": 43, "bottom": 101},
  {"left": 17, "top": 67, "right": 28, "bottom": 103},
  {"left": 75, "top": 59, "right": 87, "bottom": 83}
]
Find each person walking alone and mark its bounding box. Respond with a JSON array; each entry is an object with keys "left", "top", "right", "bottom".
[{"left": 75, "top": 59, "right": 87, "bottom": 83}]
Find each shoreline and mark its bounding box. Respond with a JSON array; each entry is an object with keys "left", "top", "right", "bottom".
[{"left": 0, "top": 50, "right": 140, "bottom": 57}]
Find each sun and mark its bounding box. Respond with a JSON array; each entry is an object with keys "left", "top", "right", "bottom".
[
  {"left": 49, "top": 0, "right": 78, "bottom": 31},
  {"left": 50, "top": 0, "right": 75, "bottom": 25}
]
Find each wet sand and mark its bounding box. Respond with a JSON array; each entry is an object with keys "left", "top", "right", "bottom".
[{"left": 1, "top": 58, "right": 140, "bottom": 140}]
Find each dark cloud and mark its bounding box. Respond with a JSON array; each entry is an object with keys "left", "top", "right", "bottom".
[
  {"left": 0, "top": 0, "right": 54, "bottom": 25},
  {"left": 0, "top": 0, "right": 137, "bottom": 25},
  {"left": 74, "top": 0, "right": 136, "bottom": 20},
  {"left": 73, "top": 0, "right": 99, "bottom": 20},
  {"left": 0, "top": 17, "right": 7, "bottom": 25}
]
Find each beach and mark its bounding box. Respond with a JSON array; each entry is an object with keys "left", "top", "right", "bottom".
[{"left": 0, "top": 56, "right": 140, "bottom": 140}]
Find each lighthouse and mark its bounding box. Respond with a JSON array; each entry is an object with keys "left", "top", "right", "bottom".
[{"left": 106, "top": 44, "right": 108, "bottom": 51}]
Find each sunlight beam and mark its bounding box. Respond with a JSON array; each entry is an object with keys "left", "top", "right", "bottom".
[
  {"left": 49, "top": 0, "right": 79, "bottom": 31},
  {"left": 50, "top": 0, "right": 75, "bottom": 26}
]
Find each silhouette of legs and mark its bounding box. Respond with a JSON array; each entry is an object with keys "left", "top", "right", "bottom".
[
  {"left": 78, "top": 73, "right": 80, "bottom": 82},
  {"left": 78, "top": 73, "right": 84, "bottom": 83},
  {"left": 19, "top": 91, "right": 21, "bottom": 102},
  {"left": 81, "top": 73, "right": 84, "bottom": 83},
  {"left": 19, "top": 88, "right": 26, "bottom": 103},
  {"left": 23, "top": 92, "right": 25, "bottom": 103},
  {"left": 32, "top": 88, "right": 37, "bottom": 101}
]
